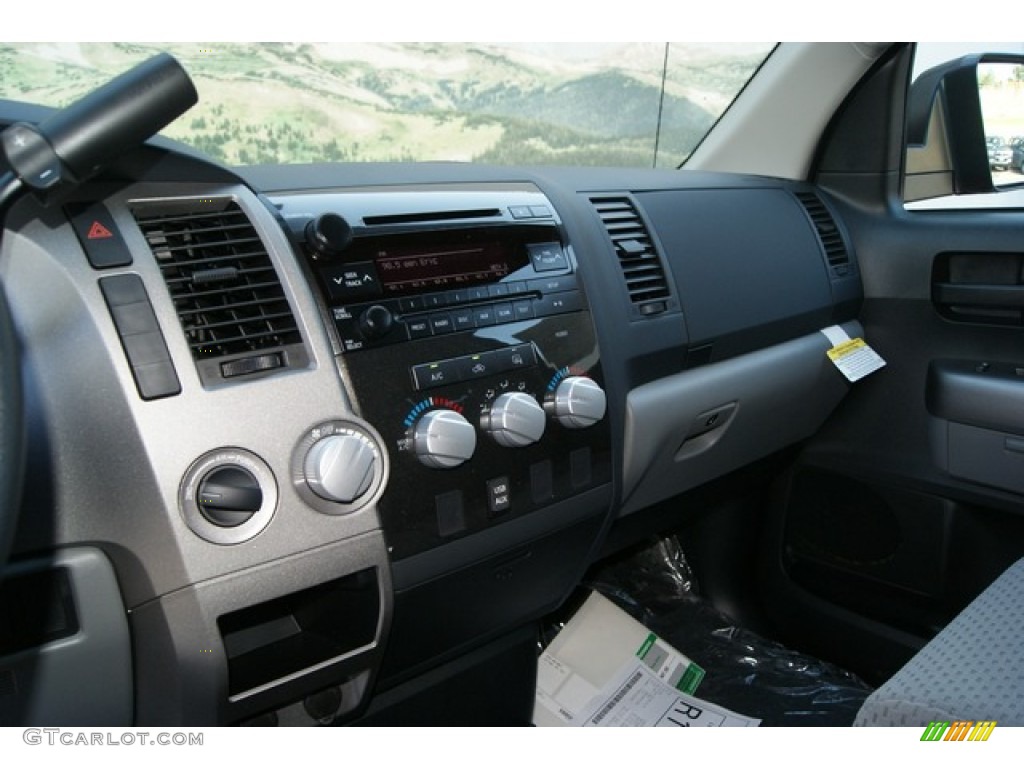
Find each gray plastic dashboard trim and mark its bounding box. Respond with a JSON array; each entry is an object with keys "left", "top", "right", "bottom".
[
  {"left": 2, "top": 183, "right": 386, "bottom": 608},
  {"left": 130, "top": 531, "right": 391, "bottom": 725},
  {"left": 621, "top": 322, "right": 861, "bottom": 515},
  {"left": 0, "top": 547, "right": 132, "bottom": 726}
]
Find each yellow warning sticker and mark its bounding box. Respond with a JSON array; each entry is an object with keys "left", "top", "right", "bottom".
[{"left": 826, "top": 337, "right": 886, "bottom": 382}]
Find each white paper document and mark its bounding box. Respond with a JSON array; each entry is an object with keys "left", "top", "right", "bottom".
[{"left": 534, "top": 592, "right": 759, "bottom": 727}]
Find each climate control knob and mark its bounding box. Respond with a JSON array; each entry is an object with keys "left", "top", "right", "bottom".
[
  {"left": 545, "top": 376, "right": 607, "bottom": 429},
  {"left": 413, "top": 409, "right": 477, "bottom": 469},
  {"left": 304, "top": 432, "right": 378, "bottom": 503},
  {"left": 480, "top": 392, "right": 546, "bottom": 448}
]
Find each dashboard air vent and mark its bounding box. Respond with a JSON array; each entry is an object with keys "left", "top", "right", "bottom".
[
  {"left": 794, "top": 191, "right": 851, "bottom": 276},
  {"left": 133, "top": 200, "right": 304, "bottom": 381},
  {"left": 591, "top": 196, "right": 671, "bottom": 316}
]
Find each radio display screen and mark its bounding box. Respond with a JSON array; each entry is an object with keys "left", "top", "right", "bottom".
[{"left": 375, "top": 240, "right": 524, "bottom": 296}]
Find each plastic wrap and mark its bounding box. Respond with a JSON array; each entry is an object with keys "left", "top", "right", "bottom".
[{"left": 584, "top": 536, "right": 872, "bottom": 726}]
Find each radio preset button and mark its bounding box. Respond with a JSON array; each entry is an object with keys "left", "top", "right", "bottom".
[
  {"left": 493, "top": 303, "right": 515, "bottom": 324},
  {"left": 467, "top": 287, "right": 488, "bottom": 302},
  {"left": 512, "top": 300, "right": 534, "bottom": 321},
  {"left": 506, "top": 280, "right": 528, "bottom": 296},
  {"left": 452, "top": 309, "right": 475, "bottom": 331},
  {"left": 424, "top": 293, "right": 447, "bottom": 309},
  {"left": 406, "top": 317, "right": 432, "bottom": 339},
  {"left": 430, "top": 313, "right": 454, "bottom": 335},
  {"left": 473, "top": 306, "right": 496, "bottom": 327},
  {"left": 487, "top": 284, "right": 510, "bottom": 299},
  {"left": 400, "top": 296, "right": 425, "bottom": 313}
]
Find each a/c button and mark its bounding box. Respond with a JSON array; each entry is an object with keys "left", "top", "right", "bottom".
[{"left": 411, "top": 360, "right": 461, "bottom": 390}]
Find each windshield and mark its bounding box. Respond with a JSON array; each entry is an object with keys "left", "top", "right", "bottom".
[{"left": 0, "top": 42, "right": 773, "bottom": 168}]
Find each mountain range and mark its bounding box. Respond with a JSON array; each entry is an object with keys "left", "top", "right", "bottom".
[{"left": 0, "top": 42, "right": 772, "bottom": 167}]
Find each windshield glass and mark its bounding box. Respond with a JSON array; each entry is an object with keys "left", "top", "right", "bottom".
[{"left": 0, "top": 42, "right": 773, "bottom": 168}]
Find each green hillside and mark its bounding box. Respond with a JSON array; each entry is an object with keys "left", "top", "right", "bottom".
[{"left": 0, "top": 42, "right": 771, "bottom": 168}]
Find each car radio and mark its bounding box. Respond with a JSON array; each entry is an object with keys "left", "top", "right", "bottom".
[{"left": 280, "top": 187, "right": 611, "bottom": 560}]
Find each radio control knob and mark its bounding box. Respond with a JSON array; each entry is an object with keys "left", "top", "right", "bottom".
[
  {"left": 545, "top": 376, "right": 607, "bottom": 429},
  {"left": 304, "top": 432, "right": 378, "bottom": 503},
  {"left": 305, "top": 213, "right": 352, "bottom": 260},
  {"left": 413, "top": 409, "right": 477, "bottom": 469},
  {"left": 480, "top": 392, "right": 546, "bottom": 448},
  {"left": 360, "top": 305, "right": 393, "bottom": 339}
]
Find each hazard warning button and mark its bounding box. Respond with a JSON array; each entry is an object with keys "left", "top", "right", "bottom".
[
  {"left": 65, "top": 203, "right": 133, "bottom": 269},
  {"left": 87, "top": 220, "right": 113, "bottom": 239}
]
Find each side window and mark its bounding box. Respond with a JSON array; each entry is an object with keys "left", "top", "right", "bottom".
[{"left": 905, "top": 42, "right": 1024, "bottom": 209}]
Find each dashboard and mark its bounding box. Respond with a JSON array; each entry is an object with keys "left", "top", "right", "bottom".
[{"left": 0, "top": 136, "right": 862, "bottom": 725}]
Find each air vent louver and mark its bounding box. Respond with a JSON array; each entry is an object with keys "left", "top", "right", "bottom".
[
  {"left": 133, "top": 201, "right": 302, "bottom": 364},
  {"left": 591, "top": 197, "right": 671, "bottom": 316},
  {"left": 794, "top": 191, "right": 851, "bottom": 275}
]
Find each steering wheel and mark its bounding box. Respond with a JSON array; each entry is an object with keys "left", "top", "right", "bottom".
[{"left": 0, "top": 281, "right": 22, "bottom": 572}]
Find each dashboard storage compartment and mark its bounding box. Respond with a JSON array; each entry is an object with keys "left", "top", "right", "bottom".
[{"left": 218, "top": 567, "right": 380, "bottom": 697}]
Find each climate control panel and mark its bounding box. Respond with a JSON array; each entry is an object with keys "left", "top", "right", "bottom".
[{"left": 341, "top": 308, "right": 610, "bottom": 560}]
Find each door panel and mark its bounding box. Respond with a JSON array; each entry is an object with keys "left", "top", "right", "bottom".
[{"left": 757, "top": 231, "right": 1024, "bottom": 684}]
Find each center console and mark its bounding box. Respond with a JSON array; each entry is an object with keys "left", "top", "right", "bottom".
[{"left": 274, "top": 184, "right": 614, "bottom": 696}]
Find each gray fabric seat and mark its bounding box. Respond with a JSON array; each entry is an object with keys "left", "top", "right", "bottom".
[{"left": 854, "top": 558, "right": 1024, "bottom": 726}]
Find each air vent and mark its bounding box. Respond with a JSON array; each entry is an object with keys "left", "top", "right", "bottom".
[
  {"left": 591, "top": 196, "right": 671, "bottom": 316},
  {"left": 794, "top": 191, "right": 851, "bottom": 276},
  {"left": 133, "top": 200, "right": 305, "bottom": 383}
]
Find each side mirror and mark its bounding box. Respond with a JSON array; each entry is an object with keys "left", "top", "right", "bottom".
[{"left": 905, "top": 53, "right": 1024, "bottom": 201}]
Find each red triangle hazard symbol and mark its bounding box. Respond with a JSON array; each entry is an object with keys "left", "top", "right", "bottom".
[{"left": 87, "top": 221, "right": 113, "bottom": 240}]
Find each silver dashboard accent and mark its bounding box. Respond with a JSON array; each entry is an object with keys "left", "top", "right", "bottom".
[
  {"left": 413, "top": 409, "right": 477, "bottom": 469},
  {"left": 480, "top": 392, "right": 546, "bottom": 447},
  {"left": 546, "top": 376, "right": 607, "bottom": 429},
  {"left": 179, "top": 448, "right": 278, "bottom": 545}
]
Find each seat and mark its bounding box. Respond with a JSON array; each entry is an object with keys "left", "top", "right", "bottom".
[{"left": 854, "top": 558, "right": 1024, "bottom": 726}]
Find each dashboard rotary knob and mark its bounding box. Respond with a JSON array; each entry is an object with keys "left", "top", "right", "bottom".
[
  {"left": 304, "top": 432, "right": 378, "bottom": 503},
  {"left": 480, "top": 392, "right": 546, "bottom": 448},
  {"left": 305, "top": 213, "right": 353, "bottom": 260},
  {"left": 359, "top": 304, "right": 394, "bottom": 339},
  {"left": 545, "top": 376, "right": 607, "bottom": 429},
  {"left": 413, "top": 409, "right": 476, "bottom": 469}
]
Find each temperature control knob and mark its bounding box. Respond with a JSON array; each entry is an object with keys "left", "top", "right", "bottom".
[
  {"left": 480, "top": 392, "right": 546, "bottom": 448},
  {"left": 304, "top": 432, "right": 378, "bottom": 503},
  {"left": 545, "top": 376, "right": 607, "bottom": 429},
  {"left": 413, "top": 409, "right": 477, "bottom": 469}
]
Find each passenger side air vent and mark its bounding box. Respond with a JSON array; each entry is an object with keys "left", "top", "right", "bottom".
[
  {"left": 794, "top": 191, "right": 851, "bottom": 276},
  {"left": 132, "top": 199, "right": 308, "bottom": 386},
  {"left": 591, "top": 196, "right": 672, "bottom": 317}
]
